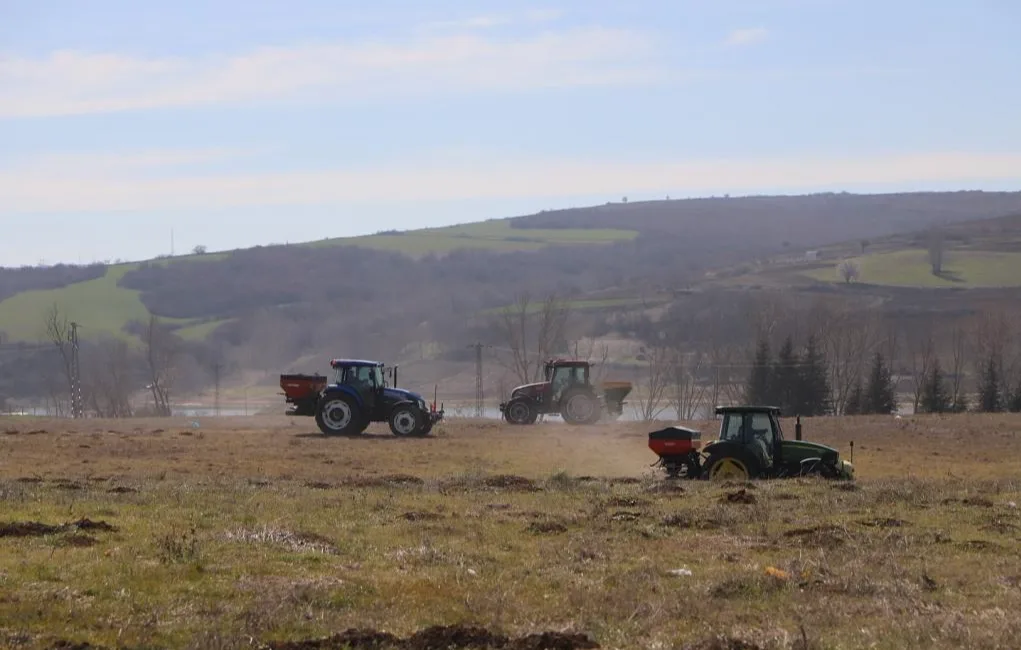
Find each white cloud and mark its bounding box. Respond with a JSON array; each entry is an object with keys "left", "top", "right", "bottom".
[
  {"left": 724, "top": 27, "right": 769, "bottom": 47},
  {"left": 2, "top": 149, "right": 1019, "bottom": 213},
  {"left": 0, "top": 25, "right": 657, "bottom": 118},
  {"left": 419, "top": 8, "right": 564, "bottom": 32}
]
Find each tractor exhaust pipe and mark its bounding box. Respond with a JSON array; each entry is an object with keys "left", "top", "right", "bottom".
[{"left": 795, "top": 415, "right": 802, "bottom": 441}]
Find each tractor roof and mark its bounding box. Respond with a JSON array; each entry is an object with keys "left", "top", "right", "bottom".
[
  {"left": 546, "top": 358, "right": 589, "bottom": 367},
  {"left": 329, "top": 359, "right": 384, "bottom": 368},
  {"left": 715, "top": 405, "right": 782, "bottom": 415}
]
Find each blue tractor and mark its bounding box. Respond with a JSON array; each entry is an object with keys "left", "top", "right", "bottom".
[{"left": 279, "top": 359, "right": 443, "bottom": 436}]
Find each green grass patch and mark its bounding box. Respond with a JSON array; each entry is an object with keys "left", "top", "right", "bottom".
[
  {"left": 308, "top": 220, "right": 638, "bottom": 257},
  {"left": 802, "top": 249, "right": 1021, "bottom": 288},
  {"left": 173, "top": 318, "right": 233, "bottom": 341}
]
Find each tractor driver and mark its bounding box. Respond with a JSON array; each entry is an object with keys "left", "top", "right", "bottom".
[{"left": 746, "top": 413, "right": 775, "bottom": 470}]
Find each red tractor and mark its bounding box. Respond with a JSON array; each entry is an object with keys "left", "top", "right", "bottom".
[{"left": 499, "top": 359, "right": 632, "bottom": 425}]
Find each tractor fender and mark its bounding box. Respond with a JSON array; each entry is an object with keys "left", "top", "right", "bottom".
[
  {"left": 320, "top": 385, "right": 363, "bottom": 409},
  {"left": 386, "top": 399, "right": 418, "bottom": 418}
]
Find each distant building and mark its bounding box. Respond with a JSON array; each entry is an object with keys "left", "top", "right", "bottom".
[{"left": 804, "top": 250, "right": 819, "bottom": 261}]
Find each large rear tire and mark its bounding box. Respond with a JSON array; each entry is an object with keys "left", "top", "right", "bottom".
[
  {"left": 703, "top": 449, "right": 761, "bottom": 481},
  {"left": 503, "top": 398, "right": 537, "bottom": 425},
  {"left": 315, "top": 394, "right": 364, "bottom": 436},
  {"left": 561, "top": 389, "right": 600, "bottom": 425}
]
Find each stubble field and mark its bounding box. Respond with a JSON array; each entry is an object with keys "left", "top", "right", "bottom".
[{"left": 1, "top": 414, "right": 1020, "bottom": 649}]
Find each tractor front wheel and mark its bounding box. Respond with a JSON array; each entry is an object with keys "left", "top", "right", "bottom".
[
  {"left": 503, "top": 398, "right": 537, "bottom": 425},
  {"left": 389, "top": 404, "right": 424, "bottom": 437},
  {"left": 315, "top": 394, "right": 365, "bottom": 436}
]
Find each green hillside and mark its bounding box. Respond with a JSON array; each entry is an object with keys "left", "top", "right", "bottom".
[
  {"left": 0, "top": 221, "right": 637, "bottom": 342},
  {"left": 313, "top": 220, "right": 639, "bottom": 257}
]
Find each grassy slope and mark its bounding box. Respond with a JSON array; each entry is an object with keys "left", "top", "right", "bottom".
[
  {"left": 0, "top": 414, "right": 1019, "bottom": 649},
  {"left": 802, "top": 249, "right": 1021, "bottom": 288},
  {"left": 0, "top": 222, "right": 637, "bottom": 342}
]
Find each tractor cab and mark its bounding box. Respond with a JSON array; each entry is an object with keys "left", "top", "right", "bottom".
[
  {"left": 716, "top": 405, "right": 784, "bottom": 471},
  {"left": 544, "top": 359, "right": 590, "bottom": 404},
  {"left": 331, "top": 359, "right": 386, "bottom": 408}
]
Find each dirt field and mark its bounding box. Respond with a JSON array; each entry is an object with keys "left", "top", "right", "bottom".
[{"left": 1, "top": 414, "right": 1020, "bottom": 649}]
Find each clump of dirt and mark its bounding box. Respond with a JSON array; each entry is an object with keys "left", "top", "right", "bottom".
[
  {"left": 832, "top": 482, "right": 859, "bottom": 492},
  {"left": 264, "top": 625, "right": 599, "bottom": 649},
  {"left": 721, "top": 481, "right": 757, "bottom": 490},
  {"left": 106, "top": 486, "right": 138, "bottom": 494},
  {"left": 72, "top": 518, "right": 117, "bottom": 532},
  {"left": 304, "top": 481, "right": 334, "bottom": 490},
  {"left": 0, "top": 521, "right": 61, "bottom": 537},
  {"left": 482, "top": 475, "right": 539, "bottom": 491},
  {"left": 722, "top": 489, "right": 757, "bottom": 505},
  {"left": 346, "top": 474, "right": 425, "bottom": 488},
  {"left": 783, "top": 525, "right": 849, "bottom": 549},
  {"left": 0, "top": 518, "right": 117, "bottom": 539},
  {"left": 53, "top": 480, "right": 85, "bottom": 491},
  {"left": 527, "top": 521, "right": 568, "bottom": 535},
  {"left": 859, "top": 517, "right": 908, "bottom": 528},
  {"left": 962, "top": 496, "right": 995, "bottom": 508},
  {"left": 15, "top": 477, "right": 43, "bottom": 484},
  {"left": 401, "top": 511, "right": 443, "bottom": 522}
]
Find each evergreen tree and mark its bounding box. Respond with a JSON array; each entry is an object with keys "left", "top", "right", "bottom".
[
  {"left": 977, "top": 353, "right": 1002, "bottom": 413},
  {"left": 774, "top": 335, "right": 799, "bottom": 414},
  {"left": 919, "top": 357, "right": 950, "bottom": 414},
  {"left": 746, "top": 337, "right": 772, "bottom": 405},
  {"left": 864, "top": 352, "right": 897, "bottom": 414},
  {"left": 1006, "top": 382, "right": 1021, "bottom": 413},
  {"left": 844, "top": 379, "right": 864, "bottom": 415},
  {"left": 796, "top": 334, "right": 831, "bottom": 415}
]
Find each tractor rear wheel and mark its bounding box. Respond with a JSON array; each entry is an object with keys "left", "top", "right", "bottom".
[
  {"left": 504, "top": 398, "right": 537, "bottom": 425},
  {"left": 389, "top": 404, "right": 423, "bottom": 437},
  {"left": 315, "top": 394, "right": 364, "bottom": 436},
  {"left": 703, "top": 449, "right": 760, "bottom": 481},
  {"left": 561, "top": 390, "right": 600, "bottom": 425}
]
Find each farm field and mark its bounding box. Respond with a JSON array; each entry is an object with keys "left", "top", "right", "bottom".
[
  {"left": 1, "top": 414, "right": 1020, "bottom": 649},
  {"left": 310, "top": 220, "right": 639, "bottom": 257},
  {"left": 801, "top": 249, "right": 1021, "bottom": 288}
]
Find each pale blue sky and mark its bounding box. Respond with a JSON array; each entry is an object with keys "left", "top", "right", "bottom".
[{"left": 2, "top": 0, "right": 1020, "bottom": 266}]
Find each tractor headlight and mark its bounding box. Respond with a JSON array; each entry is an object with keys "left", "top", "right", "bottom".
[{"left": 840, "top": 460, "right": 855, "bottom": 479}]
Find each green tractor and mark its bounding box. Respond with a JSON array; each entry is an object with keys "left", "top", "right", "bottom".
[{"left": 648, "top": 405, "right": 854, "bottom": 481}]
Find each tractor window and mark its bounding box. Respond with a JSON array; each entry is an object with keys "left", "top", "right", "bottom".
[
  {"left": 748, "top": 412, "right": 776, "bottom": 447},
  {"left": 369, "top": 366, "right": 383, "bottom": 388},
  {"left": 720, "top": 414, "right": 744, "bottom": 441}
]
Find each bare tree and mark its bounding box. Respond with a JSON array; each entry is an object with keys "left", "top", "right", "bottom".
[
  {"left": 667, "top": 349, "right": 709, "bottom": 420},
  {"left": 947, "top": 325, "right": 968, "bottom": 410},
  {"left": 821, "top": 310, "right": 881, "bottom": 414},
  {"left": 495, "top": 292, "right": 570, "bottom": 385},
  {"left": 86, "top": 338, "right": 137, "bottom": 417},
  {"left": 43, "top": 303, "right": 75, "bottom": 412},
  {"left": 632, "top": 345, "right": 670, "bottom": 421},
  {"left": 907, "top": 328, "right": 936, "bottom": 413},
  {"left": 837, "top": 259, "right": 860, "bottom": 284},
  {"left": 928, "top": 229, "right": 944, "bottom": 275},
  {"left": 144, "top": 315, "right": 179, "bottom": 416},
  {"left": 570, "top": 338, "right": 610, "bottom": 384}
]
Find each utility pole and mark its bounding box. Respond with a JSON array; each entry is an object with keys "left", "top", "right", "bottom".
[
  {"left": 212, "top": 359, "right": 222, "bottom": 416},
  {"left": 69, "top": 321, "right": 84, "bottom": 418},
  {"left": 171, "top": 228, "right": 175, "bottom": 256},
  {"left": 467, "top": 342, "right": 486, "bottom": 417}
]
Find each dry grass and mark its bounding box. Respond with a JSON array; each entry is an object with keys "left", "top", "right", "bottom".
[{"left": 1, "top": 413, "right": 1020, "bottom": 649}]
